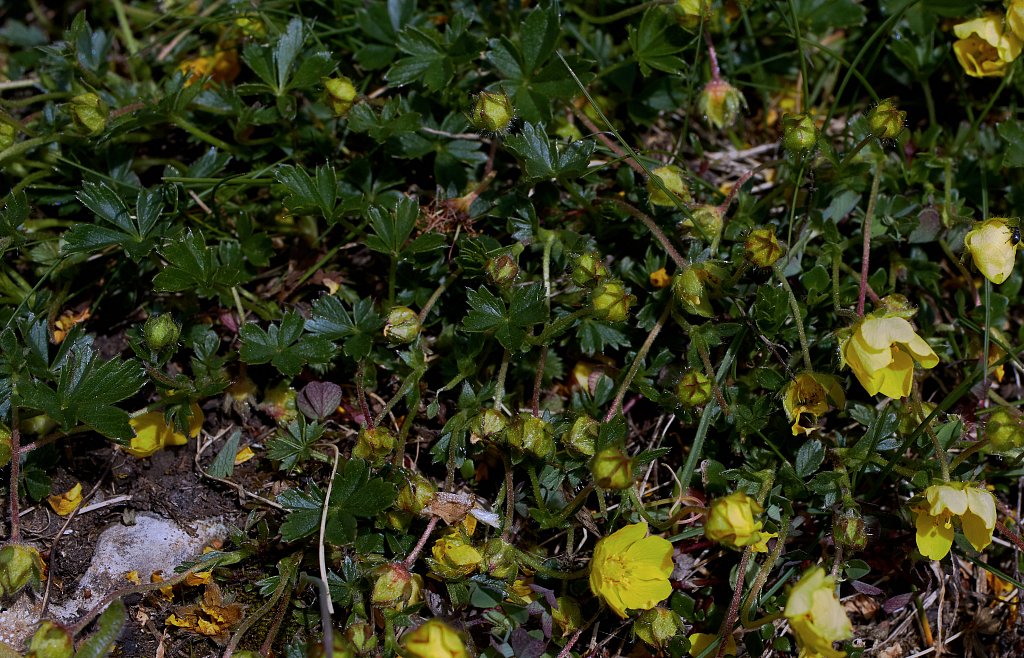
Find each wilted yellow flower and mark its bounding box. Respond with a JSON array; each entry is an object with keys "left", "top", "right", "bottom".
[
  {"left": 913, "top": 482, "right": 996, "bottom": 561},
  {"left": 401, "top": 619, "right": 468, "bottom": 658},
  {"left": 179, "top": 49, "right": 240, "bottom": 87},
  {"left": 47, "top": 482, "right": 83, "bottom": 516},
  {"left": 688, "top": 632, "right": 737, "bottom": 657},
  {"left": 704, "top": 492, "right": 772, "bottom": 551},
  {"left": 784, "top": 567, "right": 853, "bottom": 658},
  {"left": 841, "top": 315, "right": 938, "bottom": 399},
  {"left": 429, "top": 534, "right": 482, "bottom": 580},
  {"left": 782, "top": 372, "right": 846, "bottom": 435},
  {"left": 52, "top": 307, "right": 91, "bottom": 344},
  {"left": 589, "top": 521, "right": 674, "bottom": 618},
  {"left": 953, "top": 15, "right": 1022, "bottom": 78},
  {"left": 649, "top": 267, "right": 671, "bottom": 288},
  {"left": 127, "top": 402, "right": 203, "bottom": 458},
  {"left": 964, "top": 218, "right": 1018, "bottom": 284}
]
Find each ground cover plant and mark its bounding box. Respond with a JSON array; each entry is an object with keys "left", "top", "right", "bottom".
[{"left": 3, "top": 0, "right": 1024, "bottom": 656}]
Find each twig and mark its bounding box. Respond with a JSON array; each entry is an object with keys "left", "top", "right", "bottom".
[
  {"left": 404, "top": 515, "right": 440, "bottom": 568},
  {"left": 605, "top": 304, "right": 672, "bottom": 422},
  {"left": 9, "top": 407, "right": 20, "bottom": 542},
  {"left": 318, "top": 445, "right": 341, "bottom": 616},
  {"left": 606, "top": 198, "right": 687, "bottom": 269}
]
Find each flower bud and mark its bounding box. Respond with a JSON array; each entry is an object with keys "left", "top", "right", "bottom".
[
  {"left": 590, "top": 279, "right": 635, "bottom": 322},
  {"left": 705, "top": 491, "right": 766, "bottom": 549},
  {"left": 353, "top": 426, "right": 396, "bottom": 466},
  {"left": 698, "top": 79, "right": 744, "bottom": 130},
  {"left": 260, "top": 382, "right": 298, "bottom": 424},
  {"left": 634, "top": 607, "right": 682, "bottom": 649},
  {"left": 676, "top": 370, "right": 712, "bottom": 407},
  {"left": 383, "top": 306, "right": 421, "bottom": 344},
  {"left": 590, "top": 446, "right": 634, "bottom": 490},
  {"left": 324, "top": 76, "right": 358, "bottom": 117},
  {"left": 234, "top": 16, "right": 266, "bottom": 38},
  {"left": 481, "top": 538, "right": 518, "bottom": 580},
  {"left": 682, "top": 204, "right": 724, "bottom": 244},
  {"left": 70, "top": 93, "right": 107, "bottom": 135},
  {"left": 0, "top": 424, "right": 11, "bottom": 469},
  {"left": 672, "top": 267, "right": 709, "bottom": 317},
  {"left": 985, "top": 407, "right": 1024, "bottom": 454},
  {"left": 507, "top": 413, "right": 555, "bottom": 459},
  {"left": 143, "top": 314, "right": 181, "bottom": 351},
  {"left": 867, "top": 97, "right": 905, "bottom": 140},
  {"left": 401, "top": 620, "right": 469, "bottom": 658},
  {"left": 474, "top": 408, "right": 508, "bottom": 441},
  {"left": 833, "top": 506, "right": 867, "bottom": 552},
  {"left": 781, "top": 112, "right": 818, "bottom": 156},
  {"left": 486, "top": 254, "right": 519, "bottom": 288},
  {"left": 0, "top": 544, "right": 45, "bottom": 596},
  {"left": 647, "top": 165, "right": 692, "bottom": 207},
  {"left": 345, "top": 619, "right": 378, "bottom": 654},
  {"left": 429, "top": 534, "right": 482, "bottom": 580},
  {"left": 571, "top": 252, "right": 610, "bottom": 288},
  {"left": 469, "top": 91, "right": 515, "bottom": 133},
  {"left": 564, "top": 415, "right": 599, "bottom": 457},
  {"left": 674, "top": 0, "right": 715, "bottom": 30},
  {"left": 371, "top": 562, "right": 422, "bottom": 609},
  {"left": 0, "top": 122, "right": 15, "bottom": 151},
  {"left": 26, "top": 622, "right": 73, "bottom": 658},
  {"left": 552, "top": 596, "right": 583, "bottom": 637},
  {"left": 744, "top": 228, "right": 784, "bottom": 268}
]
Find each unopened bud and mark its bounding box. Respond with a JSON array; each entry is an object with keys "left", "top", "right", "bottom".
[
  {"left": 469, "top": 91, "right": 515, "bottom": 133},
  {"left": 143, "top": 314, "right": 180, "bottom": 351},
  {"left": 683, "top": 204, "right": 724, "bottom": 244},
  {"left": 781, "top": 113, "right": 818, "bottom": 155},
  {"left": 383, "top": 306, "right": 421, "bottom": 344},
  {"left": 390, "top": 472, "right": 435, "bottom": 529},
  {"left": 481, "top": 538, "right": 518, "bottom": 580},
  {"left": 0, "top": 122, "right": 15, "bottom": 151},
  {"left": 69, "top": 93, "right": 107, "bottom": 135},
  {"left": 371, "top": 563, "right": 422, "bottom": 609},
  {"left": 634, "top": 607, "right": 682, "bottom": 649},
  {"left": 590, "top": 279, "right": 635, "bottom": 323},
  {"left": 345, "top": 619, "right": 378, "bottom": 654},
  {"left": 744, "top": 228, "right": 783, "bottom": 268},
  {"left": 564, "top": 415, "right": 599, "bottom": 457},
  {"left": 486, "top": 254, "right": 519, "bottom": 288},
  {"left": 647, "top": 165, "right": 692, "bottom": 207},
  {"left": 507, "top": 413, "right": 555, "bottom": 459},
  {"left": 305, "top": 633, "right": 358, "bottom": 658},
  {"left": 591, "top": 446, "right": 634, "bottom": 490},
  {"left": 833, "top": 506, "right": 867, "bottom": 552},
  {"left": 353, "top": 426, "right": 396, "bottom": 466},
  {"left": 475, "top": 408, "right": 508, "bottom": 440},
  {"left": 234, "top": 16, "right": 266, "bottom": 38},
  {"left": 698, "top": 79, "right": 744, "bottom": 130},
  {"left": 677, "top": 370, "right": 712, "bottom": 407},
  {"left": 430, "top": 534, "right": 482, "bottom": 580},
  {"left": 571, "top": 252, "right": 610, "bottom": 288},
  {"left": 674, "top": 0, "right": 715, "bottom": 29},
  {"left": 26, "top": 622, "right": 73, "bottom": 658},
  {"left": 867, "top": 97, "right": 905, "bottom": 140},
  {"left": 985, "top": 407, "right": 1024, "bottom": 454},
  {"left": 0, "top": 544, "right": 45, "bottom": 596},
  {"left": 324, "top": 76, "right": 358, "bottom": 117}
]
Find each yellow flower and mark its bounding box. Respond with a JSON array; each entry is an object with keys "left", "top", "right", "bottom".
[
  {"left": 688, "top": 632, "right": 737, "bottom": 657},
  {"left": 126, "top": 402, "right": 203, "bottom": 458},
  {"left": 1010, "top": 0, "right": 1024, "bottom": 40},
  {"left": 429, "top": 534, "right": 482, "bottom": 580},
  {"left": 841, "top": 315, "right": 938, "bottom": 399},
  {"left": 179, "top": 49, "right": 240, "bottom": 87},
  {"left": 913, "top": 483, "right": 996, "bottom": 561},
  {"left": 649, "top": 267, "right": 671, "bottom": 288},
  {"left": 964, "top": 218, "right": 1018, "bottom": 284},
  {"left": 953, "top": 15, "right": 1022, "bottom": 78},
  {"left": 589, "top": 521, "right": 674, "bottom": 618},
  {"left": 782, "top": 372, "right": 845, "bottom": 435},
  {"left": 704, "top": 492, "right": 771, "bottom": 551},
  {"left": 47, "top": 482, "right": 83, "bottom": 516},
  {"left": 783, "top": 567, "right": 853, "bottom": 658},
  {"left": 400, "top": 619, "right": 468, "bottom": 658}
]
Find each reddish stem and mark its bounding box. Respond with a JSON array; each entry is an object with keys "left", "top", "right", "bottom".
[
  {"left": 403, "top": 515, "right": 440, "bottom": 568},
  {"left": 704, "top": 31, "right": 721, "bottom": 81},
  {"left": 9, "top": 407, "right": 20, "bottom": 542},
  {"left": 715, "top": 548, "right": 751, "bottom": 658}
]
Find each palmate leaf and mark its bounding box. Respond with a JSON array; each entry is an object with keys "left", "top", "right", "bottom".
[
  {"left": 463, "top": 284, "right": 547, "bottom": 351},
  {"left": 627, "top": 8, "right": 687, "bottom": 76},
  {"left": 504, "top": 123, "right": 595, "bottom": 182},
  {"left": 305, "top": 295, "right": 383, "bottom": 360},
  {"left": 63, "top": 183, "right": 169, "bottom": 261},
  {"left": 152, "top": 229, "right": 248, "bottom": 296},
  {"left": 239, "top": 311, "right": 335, "bottom": 377}
]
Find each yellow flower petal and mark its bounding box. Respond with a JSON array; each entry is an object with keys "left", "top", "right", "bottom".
[
  {"left": 844, "top": 315, "right": 937, "bottom": 398},
  {"left": 589, "top": 522, "right": 674, "bottom": 618},
  {"left": 47, "top": 482, "right": 83, "bottom": 516},
  {"left": 783, "top": 567, "right": 852, "bottom": 658},
  {"left": 965, "top": 219, "right": 1017, "bottom": 284},
  {"left": 915, "top": 507, "right": 955, "bottom": 560},
  {"left": 927, "top": 484, "right": 968, "bottom": 517}
]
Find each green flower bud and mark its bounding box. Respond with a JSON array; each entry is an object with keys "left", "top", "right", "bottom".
[
  {"left": 0, "top": 122, "right": 15, "bottom": 151},
  {"left": 676, "top": 370, "right": 712, "bottom": 407},
  {"left": 833, "top": 506, "right": 867, "bottom": 553},
  {"left": 782, "top": 113, "right": 818, "bottom": 156},
  {"left": 564, "top": 415, "right": 599, "bottom": 457},
  {"left": 0, "top": 424, "right": 11, "bottom": 469},
  {"left": 390, "top": 472, "right": 435, "bottom": 529},
  {"left": 481, "top": 538, "right": 519, "bottom": 580},
  {"left": 591, "top": 446, "right": 634, "bottom": 490},
  {"left": 69, "top": 93, "right": 107, "bottom": 135},
  {"left": 371, "top": 562, "right": 422, "bottom": 609},
  {"left": 26, "top": 622, "right": 73, "bottom": 658},
  {"left": 143, "top": 314, "right": 180, "bottom": 351},
  {"left": 261, "top": 382, "right": 298, "bottom": 424},
  {"left": 647, "top": 165, "right": 692, "bottom": 207},
  {"left": 507, "top": 414, "right": 555, "bottom": 459},
  {"left": 985, "top": 408, "right": 1024, "bottom": 454},
  {"left": 683, "top": 204, "right": 724, "bottom": 244},
  {"left": 324, "top": 76, "right": 358, "bottom": 117},
  {"left": 634, "top": 607, "right": 683, "bottom": 649},
  {"left": 486, "top": 254, "right": 519, "bottom": 288},
  {"left": 345, "top": 619, "right": 378, "bottom": 654},
  {"left": 469, "top": 91, "right": 515, "bottom": 133},
  {"left": 591, "top": 279, "right": 635, "bottom": 323},
  {"left": 867, "top": 97, "right": 905, "bottom": 140},
  {"left": 0, "top": 544, "right": 45, "bottom": 596},
  {"left": 353, "top": 426, "right": 396, "bottom": 466},
  {"left": 744, "top": 228, "right": 784, "bottom": 268},
  {"left": 552, "top": 597, "right": 583, "bottom": 637},
  {"left": 383, "top": 306, "right": 421, "bottom": 344},
  {"left": 571, "top": 252, "right": 610, "bottom": 288},
  {"left": 698, "top": 79, "right": 744, "bottom": 130},
  {"left": 475, "top": 408, "right": 508, "bottom": 441},
  {"left": 674, "top": 0, "right": 715, "bottom": 30}
]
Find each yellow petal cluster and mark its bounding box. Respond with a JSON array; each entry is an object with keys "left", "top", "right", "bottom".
[
  {"left": 783, "top": 567, "right": 853, "bottom": 658},
  {"left": 687, "top": 632, "right": 737, "bottom": 657},
  {"left": 964, "top": 218, "right": 1018, "bottom": 284},
  {"left": 913, "top": 483, "right": 996, "bottom": 561},
  {"left": 589, "top": 521, "right": 674, "bottom": 618},
  {"left": 429, "top": 533, "right": 482, "bottom": 580},
  {"left": 953, "top": 14, "right": 1022, "bottom": 77},
  {"left": 400, "top": 619, "right": 469, "bottom": 658},
  {"left": 47, "top": 482, "right": 83, "bottom": 516},
  {"left": 782, "top": 372, "right": 845, "bottom": 435},
  {"left": 841, "top": 315, "right": 938, "bottom": 399},
  {"left": 127, "top": 402, "right": 203, "bottom": 458},
  {"left": 704, "top": 492, "right": 774, "bottom": 552}
]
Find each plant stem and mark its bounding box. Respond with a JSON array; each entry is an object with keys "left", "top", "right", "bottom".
[
  {"left": 493, "top": 349, "right": 510, "bottom": 409},
  {"left": 502, "top": 453, "right": 516, "bottom": 541},
  {"left": 716, "top": 548, "right": 751, "bottom": 658},
  {"left": 318, "top": 446, "right": 341, "bottom": 616},
  {"left": 404, "top": 516, "right": 440, "bottom": 568},
  {"left": 171, "top": 115, "right": 236, "bottom": 153},
  {"left": 605, "top": 303, "right": 671, "bottom": 422},
  {"left": 356, "top": 360, "right": 373, "bottom": 429},
  {"left": 913, "top": 383, "right": 949, "bottom": 482},
  {"left": 741, "top": 510, "right": 792, "bottom": 627},
  {"left": 857, "top": 159, "right": 883, "bottom": 316},
  {"left": 570, "top": 0, "right": 672, "bottom": 23},
  {"left": 9, "top": 406, "right": 20, "bottom": 542},
  {"left": 419, "top": 267, "right": 461, "bottom": 323},
  {"left": 606, "top": 197, "right": 687, "bottom": 269},
  {"left": 514, "top": 549, "right": 589, "bottom": 580},
  {"left": 772, "top": 261, "right": 813, "bottom": 371},
  {"left": 532, "top": 346, "right": 548, "bottom": 417}
]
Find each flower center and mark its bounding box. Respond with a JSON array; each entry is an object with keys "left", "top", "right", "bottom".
[{"left": 601, "top": 554, "right": 632, "bottom": 587}]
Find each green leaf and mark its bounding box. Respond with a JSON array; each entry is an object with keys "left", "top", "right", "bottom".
[
  {"left": 274, "top": 18, "right": 305, "bottom": 91},
  {"left": 278, "top": 484, "right": 325, "bottom": 542},
  {"left": 795, "top": 439, "right": 825, "bottom": 478},
  {"left": 387, "top": 27, "right": 451, "bottom": 91},
  {"left": 519, "top": 4, "right": 559, "bottom": 73},
  {"left": 504, "top": 123, "right": 595, "bottom": 182},
  {"left": 792, "top": 0, "right": 867, "bottom": 31},
  {"left": 267, "top": 417, "right": 325, "bottom": 470},
  {"left": 627, "top": 8, "right": 687, "bottom": 76},
  {"left": 999, "top": 121, "right": 1024, "bottom": 168},
  {"left": 364, "top": 196, "right": 420, "bottom": 256},
  {"left": 74, "top": 599, "right": 126, "bottom": 658},
  {"left": 152, "top": 230, "right": 248, "bottom": 296},
  {"left": 306, "top": 296, "right": 383, "bottom": 360},
  {"left": 239, "top": 311, "right": 335, "bottom": 377},
  {"left": 208, "top": 429, "right": 242, "bottom": 478},
  {"left": 275, "top": 164, "right": 340, "bottom": 223}
]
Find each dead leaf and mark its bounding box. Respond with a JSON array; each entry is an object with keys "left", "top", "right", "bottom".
[
  {"left": 166, "top": 584, "right": 243, "bottom": 643},
  {"left": 426, "top": 492, "right": 475, "bottom": 525}
]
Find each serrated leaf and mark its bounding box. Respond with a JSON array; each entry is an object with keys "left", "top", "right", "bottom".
[
  {"left": 306, "top": 296, "right": 383, "bottom": 360},
  {"left": 153, "top": 230, "right": 248, "bottom": 296},
  {"left": 795, "top": 439, "right": 825, "bottom": 477},
  {"left": 505, "top": 123, "right": 595, "bottom": 182},
  {"left": 275, "top": 164, "right": 340, "bottom": 223},
  {"left": 239, "top": 311, "right": 335, "bottom": 377},
  {"left": 364, "top": 196, "right": 420, "bottom": 256},
  {"left": 267, "top": 417, "right": 325, "bottom": 470},
  {"left": 628, "top": 8, "right": 687, "bottom": 76}
]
